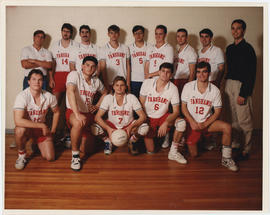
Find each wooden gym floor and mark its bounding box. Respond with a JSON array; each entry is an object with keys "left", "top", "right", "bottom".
[{"left": 4, "top": 131, "right": 262, "bottom": 211}]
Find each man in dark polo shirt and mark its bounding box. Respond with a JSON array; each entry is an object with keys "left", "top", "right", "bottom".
[{"left": 225, "top": 19, "right": 257, "bottom": 159}]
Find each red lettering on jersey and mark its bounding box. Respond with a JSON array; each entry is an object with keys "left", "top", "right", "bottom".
[
  {"left": 79, "top": 53, "right": 96, "bottom": 60},
  {"left": 108, "top": 52, "right": 125, "bottom": 59},
  {"left": 147, "top": 96, "right": 168, "bottom": 104},
  {"left": 198, "top": 58, "right": 210, "bottom": 63},
  {"left": 178, "top": 58, "right": 185, "bottom": 64},
  {"left": 190, "top": 98, "right": 212, "bottom": 106},
  {"left": 56, "top": 53, "right": 69, "bottom": 58},
  {"left": 28, "top": 109, "right": 47, "bottom": 116},
  {"left": 111, "top": 110, "right": 130, "bottom": 116},
  {"left": 149, "top": 53, "right": 165, "bottom": 60},
  {"left": 132, "top": 51, "right": 146, "bottom": 58},
  {"left": 80, "top": 90, "right": 95, "bottom": 98}
]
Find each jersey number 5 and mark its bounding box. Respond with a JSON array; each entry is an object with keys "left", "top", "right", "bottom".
[{"left": 195, "top": 106, "right": 204, "bottom": 115}]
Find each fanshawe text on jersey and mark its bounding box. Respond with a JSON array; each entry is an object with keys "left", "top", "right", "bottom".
[
  {"left": 132, "top": 51, "right": 146, "bottom": 58},
  {"left": 80, "top": 90, "right": 95, "bottom": 98},
  {"left": 198, "top": 58, "right": 210, "bottom": 63},
  {"left": 79, "top": 53, "right": 96, "bottom": 60},
  {"left": 149, "top": 53, "right": 165, "bottom": 60},
  {"left": 56, "top": 53, "right": 69, "bottom": 58},
  {"left": 190, "top": 98, "right": 212, "bottom": 106},
  {"left": 108, "top": 52, "right": 125, "bottom": 59},
  {"left": 148, "top": 96, "right": 168, "bottom": 104},
  {"left": 111, "top": 110, "right": 130, "bottom": 116},
  {"left": 177, "top": 58, "right": 185, "bottom": 64},
  {"left": 28, "top": 109, "right": 47, "bottom": 116}
]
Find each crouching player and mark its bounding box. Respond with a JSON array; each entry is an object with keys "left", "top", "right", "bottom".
[
  {"left": 140, "top": 62, "right": 187, "bottom": 164},
  {"left": 94, "top": 76, "right": 148, "bottom": 155},
  {"left": 13, "top": 69, "right": 60, "bottom": 170},
  {"left": 181, "top": 61, "right": 238, "bottom": 171},
  {"left": 66, "top": 56, "right": 107, "bottom": 171}
]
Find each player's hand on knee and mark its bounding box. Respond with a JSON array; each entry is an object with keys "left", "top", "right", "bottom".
[
  {"left": 75, "top": 113, "right": 87, "bottom": 127},
  {"left": 190, "top": 120, "right": 200, "bottom": 131},
  {"left": 157, "top": 122, "right": 168, "bottom": 137},
  {"left": 198, "top": 122, "right": 206, "bottom": 130},
  {"left": 88, "top": 104, "right": 98, "bottom": 114}
]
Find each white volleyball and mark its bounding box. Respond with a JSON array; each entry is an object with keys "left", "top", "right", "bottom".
[{"left": 111, "top": 129, "right": 128, "bottom": 147}]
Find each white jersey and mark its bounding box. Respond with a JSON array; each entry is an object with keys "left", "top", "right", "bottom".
[
  {"left": 174, "top": 44, "right": 197, "bottom": 79},
  {"left": 66, "top": 71, "right": 104, "bottom": 113},
  {"left": 20, "top": 45, "right": 52, "bottom": 76},
  {"left": 146, "top": 43, "right": 174, "bottom": 75},
  {"left": 100, "top": 94, "right": 142, "bottom": 129},
  {"left": 181, "top": 80, "right": 222, "bottom": 123},
  {"left": 69, "top": 43, "right": 99, "bottom": 72},
  {"left": 50, "top": 39, "right": 78, "bottom": 72},
  {"left": 99, "top": 43, "right": 130, "bottom": 85},
  {"left": 13, "top": 88, "right": 57, "bottom": 123},
  {"left": 198, "top": 44, "right": 224, "bottom": 81},
  {"left": 129, "top": 42, "right": 148, "bottom": 82},
  {"left": 140, "top": 78, "right": 179, "bottom": 118}
]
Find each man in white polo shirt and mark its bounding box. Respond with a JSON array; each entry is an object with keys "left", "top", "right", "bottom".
[
  {"left": 140, "top": 62, "right": 187, "bottom": 164},
  {"left": 99, "top": 24, "right": 131, "bottom": 91},
  {"left": 20, "top": 30, "right": 52, "bottom": 90},
  {"left": 144, "top": 25, "right": 173, "bottom": 79},
  {"left": 13, "top": 69, "right": 60, "bottom": 170},
  {"left": 66, "top": 56, "right": 107, "bottom": 171}
]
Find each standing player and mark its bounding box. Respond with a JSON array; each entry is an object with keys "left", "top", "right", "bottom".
[
  {"left": 181, "top": 61, "right": 238, "bottom": 171},
  {"left": 173, "top": 28, "right": 197, "bottom": 95},
  {"left": 13, "top": 69, "right": 60, "bottom": 170},
  {"left": 21, "top": 30, "right": 52, "bottom": 90},
  {"left": 99, "top": 25, "right": 131, "bottom": 91},
  {"left": 144, "top": 25, "right": 173, "bottom": 79},
  {"left": 140, "top": 63, "right": 187, "bottom": 164},
  {"left": 225, "top": 19, "right": 256, "bottom": 159},
  {"left": 95, "top": 76, "right": 148, "bottom": 155},
  {"left": 69, "top": 25, "right": 99, "bottom": 74},
  {"left": 198, "top": 28, "right": 224, "bottom": 87},
  {"left": 49, "top": 23, "right": 78, "bottom": 146},
  {"left": 129, "top": 25, "right": 149, "bottom": 98},
  {"left": 66, "top": 56, "right": 107, "bottom": 171}
]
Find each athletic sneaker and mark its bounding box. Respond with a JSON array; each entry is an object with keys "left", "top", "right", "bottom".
[
  {"left": 128, "top": 141, "right": 139, "bottom": 155},
  {"left": 222, "top": 157, "right": 238, "bottom": 172},
  {"left": 168, "top": 150, "right": 187, "bottom": 164},
  {"left": 71, "top": 154, "right": 81, "bottom": 171},
  {"left": 15, "top": 156, "right": 27, "bottom": 170},
  {"left": 161, "top": 134, "right": 170, "bottom": 148},
  {"left": 65, "top": 136, "right": 71, "bottom": 149},
  {"left": 104, "top": 141, "right": 112, "bottom": 155}
]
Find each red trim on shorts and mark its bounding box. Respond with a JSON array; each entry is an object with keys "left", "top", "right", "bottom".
[
  {"left": 106, "top": 120, "right": 132, "bottom": 133},
  {"left": 53, "top": 72, "right": 69, "bottom": 93},
  {"left": 31, "top": 128, "right": 50, "bottom": 144},
  {"left": 65, "top": 108, "right": 94, "bottom": 137},
  {"left": 146, "top": 113, "right": 170, "bottom": 138}
]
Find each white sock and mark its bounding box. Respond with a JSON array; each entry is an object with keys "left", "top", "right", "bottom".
[
  {"left": 222, "top": 145, "right": 232, "bottom": 159},
  {"left": 18, "top": 150, "right": 26, "bottom": 158},
  {"left": 170, "top": 142, "right": 178, "bottom": 152},
  {"left": 72, "top": 151, "right": 80, "bottom": 156}
]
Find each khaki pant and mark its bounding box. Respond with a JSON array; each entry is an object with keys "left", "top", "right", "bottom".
[{"left": 225, "top": 79, "right": 253, "bottom": 153}]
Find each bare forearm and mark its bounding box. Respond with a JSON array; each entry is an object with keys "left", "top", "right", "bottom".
[{"left": 51, "top": 111, "right": 60, "bottom": 133}]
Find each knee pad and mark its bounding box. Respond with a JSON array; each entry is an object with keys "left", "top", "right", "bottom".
[
  {"left": 137, "top": 123, "right": 150, "bottom": 136},
  {"left": 175, "top": 118, "right": 186, "bottom": 132},
  {"left": 90, "top": 123, "right": 104, "bottom": 136}
]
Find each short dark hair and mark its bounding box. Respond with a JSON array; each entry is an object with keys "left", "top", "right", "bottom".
[
  {"left": 196, "top": 61, "right": 211, "bottom": 73},
  {"left": 156, "top": 25, "right": 167, "bottom": 34},
  {"left": 231, "top": 19, "right": 246, "bottom": 31},
  {"left": 159, "top": 62, "right": 174, "bottom": 73},
  {"left": 33, "top": 30, "right": 46, "bottom": 38},
  {"left": 132, "top": 25, "right": 145, "bottom": 34},
  {"left": 79, "top": 25, "right": 91, "bottom": 33},
  {"left": 61, "top": 23, "right": 73, "bottom": 37},
  {"left": 28, "top": 69, "right": 44, "bottom": 81},
  {"left": 177, "top": 28, "right": 188, "bottom": 36},
  {"left": 82, "top": 56, "right": 98, "bottom": 66},
  {"left": 112, "top": 76, "right": 128, "bottom": 94},
  {"left": 108, "top": 25, "right": 120, "bottom": 33},
  {"left": 199, "top": 28, "right": 213, "bottom": 38}
]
